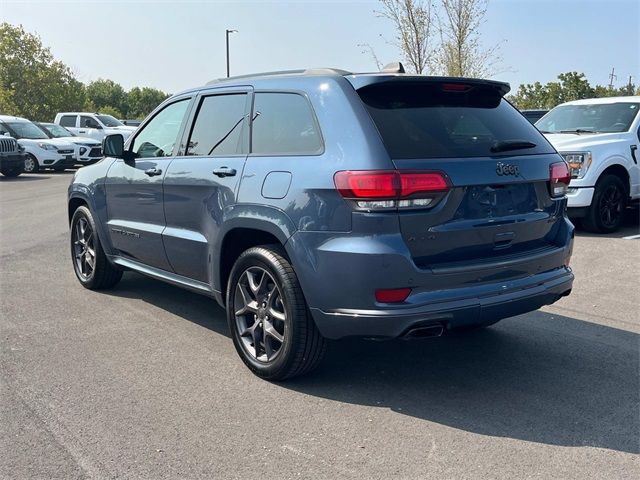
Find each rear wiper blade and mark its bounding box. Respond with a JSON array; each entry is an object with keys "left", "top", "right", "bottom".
[
  {"left": 559, "top": 129, "right": 598, "bottom": 134},
  {"left": 490, "top": 140, "right": 537, "bottom": 153}
]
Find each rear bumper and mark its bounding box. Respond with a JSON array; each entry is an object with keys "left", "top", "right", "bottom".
[
  {"left": 288, "top": 216, "right": 574, "bottom": 340},
  {"left": 309, "top": 267, "right": 573, "bottom": 339}
]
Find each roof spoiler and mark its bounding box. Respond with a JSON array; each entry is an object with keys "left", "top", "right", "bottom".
[{"left": 348, "top": 75, "right": 511, "bottom": 96}]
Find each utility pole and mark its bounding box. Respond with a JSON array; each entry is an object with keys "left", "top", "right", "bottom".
[
  {"left": 608, "top": 67, "right": 617, "bottom": 89},
  {"left": 226, "top": 29, "right": 237, "bottom": 78}
]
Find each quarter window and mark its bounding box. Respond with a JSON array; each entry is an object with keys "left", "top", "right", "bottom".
[
  {"left": 186, "top": 94, "right": 248, "bottom": 156},
  {"left": 131, "top": 99, "right": 190, "bottom": 159},
  {"left": 251, "top": 93, "right": 322, "bottom": 155},
  {"left": 60, "top": 115, "right": 77, "bottom": 128}
]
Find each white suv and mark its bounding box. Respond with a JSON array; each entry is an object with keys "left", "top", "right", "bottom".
[
  {"left": 537, "top": 96, "right": 640, "bottom": 233},
  {"left": 0, "top": 115, "right": 77, "bottom": 173},
  {"left": 54, "top": 112, "right": 137, "bottom": 141}
]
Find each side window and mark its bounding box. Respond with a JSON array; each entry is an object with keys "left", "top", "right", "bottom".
[
  {"left": 637, "top": 126, "right": 639, "bottom": 142},
  {"left": 251, "top": 93, "right": 322, "bottom": 155},
  {"left": 60, "top": 115, "right": 77, "bottom": 128},
  {"left": 131, "top": 99, "right": 190, "bottom": 159},
  {"left": 186, "top": 93, "right": 248, "bottom": 156},
  {"left": 80, "top": 116, "right": 100, "bottom": 129}
]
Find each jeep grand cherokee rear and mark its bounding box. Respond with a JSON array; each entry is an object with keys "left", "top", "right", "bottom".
[{"left": 293, "top": 77, "right": 574, "bottom": 340}]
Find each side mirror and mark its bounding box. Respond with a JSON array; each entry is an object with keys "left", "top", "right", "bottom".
[
  {"left": 94, "top": 124, "right": 103, "bottom": 130},
  {"left": 102, "top": 134, "right": 125, "bottom": 158}
]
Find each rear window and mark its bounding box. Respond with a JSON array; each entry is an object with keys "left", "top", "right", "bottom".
[{"left": 358, "top": 82, "right": 554, "bottom": 159}]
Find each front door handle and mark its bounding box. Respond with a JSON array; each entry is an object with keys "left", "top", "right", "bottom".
[
  {"left": 213, "top": 167, "right": 237, "bottom": 178},
  {"left": 144, "top": 167, "right": 162, "bottom": 177}
]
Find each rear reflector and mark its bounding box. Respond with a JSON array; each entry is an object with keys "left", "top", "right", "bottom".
[
  {"left": 375, "top": 288, "right": 412, "bottom": 303},
  {"left": 549, "top": 161, "right": 570, "bottom": 197}
]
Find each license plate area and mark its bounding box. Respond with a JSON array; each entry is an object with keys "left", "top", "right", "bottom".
[{"left": 454, "top": 183, "right": 539, "bottom": 220}]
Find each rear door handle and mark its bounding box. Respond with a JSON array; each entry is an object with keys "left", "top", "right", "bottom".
[
  {"left": 213, "top": 167, "right": 237, "bottom": 178},
  {"left": 144, "top": 168, "right": 162, "bottom": 177},
  {"left": 78, "top": 130, "right": 86, "bottom": 133}
]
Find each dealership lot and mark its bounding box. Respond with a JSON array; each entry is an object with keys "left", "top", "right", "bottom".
[{"left": 1, "top": 173, "right": 638, "bottom": 479}]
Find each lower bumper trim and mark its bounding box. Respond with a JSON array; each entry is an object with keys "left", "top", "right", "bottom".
[{"left": 310, "top": 269, "right": 574, "bottom": 339}]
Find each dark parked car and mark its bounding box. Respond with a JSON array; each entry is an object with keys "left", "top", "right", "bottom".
[
  {"left": 0, "top": 131, "right": 26, "bottom": 177},
  {"left": 521, "top": 109, "right": 549, "bottom": 124},
  {"left": 68, "top": 68, "right": 574, "bottom": 379}
]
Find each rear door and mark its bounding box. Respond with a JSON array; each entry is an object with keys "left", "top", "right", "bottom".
[
  {"left": 356, "top": 80, "right": 566, "bottom": 270},
  {"left": 162, "top": 87, "right": 251, "bottom": 283},
  {"left": 104, "top": 97, "right": 192, "bottom": 270}
]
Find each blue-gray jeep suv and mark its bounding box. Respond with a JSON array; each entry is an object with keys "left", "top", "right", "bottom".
[{"left": 68, "top": 67, "right": 574, "bottom": 380}]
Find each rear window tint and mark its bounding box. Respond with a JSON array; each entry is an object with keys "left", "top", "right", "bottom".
[
  {"left": 358, "top": 82, "right": 554, "bottom": 159},
  {"left": 251, "top": 93, "right": 322, "bottom": 155}
]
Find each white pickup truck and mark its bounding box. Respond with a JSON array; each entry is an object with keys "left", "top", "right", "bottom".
[
  {"left": 54, "top": 112, "right": 137, "bottom": 142},
  {"left": 536, "top": 96, "right": 639, "bottom": 233}
]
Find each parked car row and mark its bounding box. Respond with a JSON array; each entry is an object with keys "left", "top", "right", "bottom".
[{"left": 0, "top": 112, "right": 138, "bottom": 176}]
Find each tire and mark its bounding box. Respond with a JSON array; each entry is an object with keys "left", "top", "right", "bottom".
[
  {"left": 226, "top": 245, "right": 326, "bottom": 380},
  {"left": 70, "top": 205, "right": 122, "bottom": 289},
  {"left": 582, "top": 174, "right": 627, "bottom": 233},
  {"left": 23, "top": 154, "right": 39, "bottom": 173},
  {"left": 1, "top": 168, "right": 21, "bottom": 177}
]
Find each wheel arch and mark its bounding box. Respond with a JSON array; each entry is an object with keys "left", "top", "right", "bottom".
[
  {"left": 215, "top": 207, "right": 297, "bottom": 306},
  {"left": 598, "top": 163, "right": 631, "bottom": 198}
]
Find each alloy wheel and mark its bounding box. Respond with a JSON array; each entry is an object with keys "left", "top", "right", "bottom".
[
  {"left": 599, "top": 184, "right": 623, "bottom": 228},
  {"left": 72, "top": 217, "right": 96, "bottom": 280},
  {"left": 233, "top": 266, "right": 286, "bottom": 363}
]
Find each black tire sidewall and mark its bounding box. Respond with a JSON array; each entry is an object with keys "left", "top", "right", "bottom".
[
  {"left": 70, "top": 206, "right": 99, "bottom": 287},
  {"left": 226, "top": 248, "right": 301, "bottom": 378},
  {"left": 587, "top": 175, "right": 626, "bottom": 233}
]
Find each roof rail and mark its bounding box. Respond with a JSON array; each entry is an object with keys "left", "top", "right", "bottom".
[{"left": 206, "top": 67, "right": 352, "bottom": 85}]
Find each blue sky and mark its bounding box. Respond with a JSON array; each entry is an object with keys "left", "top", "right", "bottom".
[{"left": 1, "top": 0, "right": 638, "bottom": 94}]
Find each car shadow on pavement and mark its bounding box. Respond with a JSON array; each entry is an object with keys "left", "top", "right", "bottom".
[
  {"left": 110, "top": 272, "right": 231, "bottom": 338},
  {"left": 107, "top": 273, "right": 639, "bottom": 455},
  {"left": 285, "top": 314, "right": 640, "bottom": 455}
]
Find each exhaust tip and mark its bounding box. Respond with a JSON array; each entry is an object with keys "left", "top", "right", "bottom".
[{"left": 402, "top": 324, "right": 445, "bottom": 340}]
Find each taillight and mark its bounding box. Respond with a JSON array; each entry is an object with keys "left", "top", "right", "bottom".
[
  {"left": 334, "top": 170, "right": 450, "bottom": 211},
  {"left": 549, "top": 161, "right": 570, "bottom": 198}
]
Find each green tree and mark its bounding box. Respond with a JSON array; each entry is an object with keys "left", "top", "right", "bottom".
[
  {"left": 510, "top": 72, "right": 636, "bottom": 110},
  {"left": 126, "top": 87, "right": 170, "bottom": 119},
  {"left": 85, "top": 78, "right": 127, "bottom": 116},
  {"left": 0, "top": 23, "right": 85, "bottom": 121}
]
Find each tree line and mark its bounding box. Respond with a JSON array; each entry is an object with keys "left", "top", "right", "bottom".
[
  {"left": 508, "top": 71, "right": 638, "bottom": 110},
  {"left": 0, "top": 23, "right": 170, "bottom": 122}
]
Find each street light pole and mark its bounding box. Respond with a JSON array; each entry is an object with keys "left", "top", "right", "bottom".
[{"left": 226, "top": 29, "right": 237, "bottom": 78}]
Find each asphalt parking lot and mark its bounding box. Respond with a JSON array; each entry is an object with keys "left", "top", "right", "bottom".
[{"left": 1, "top": 172, "right": 639, "bottom": 479}]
